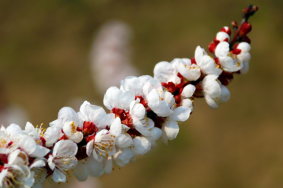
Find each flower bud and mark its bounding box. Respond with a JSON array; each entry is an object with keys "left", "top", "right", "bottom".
[
  {"left": 239, "top": 22, "right": 252, "bottom": 37},
  {"left": 231, "top": 21, "right": 238, "bottom": 29},
  {"left": 220, "top": 26, "right": 231, "bottom": 36}
]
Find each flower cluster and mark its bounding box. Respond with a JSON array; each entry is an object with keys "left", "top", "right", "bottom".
[{"left": 0, "top": 5, "right": 258, "bottom": 188}]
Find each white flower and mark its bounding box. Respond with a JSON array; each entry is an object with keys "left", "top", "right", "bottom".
[
  {"left": 79, "top": 101, "right": 114, "bottom": 130},
  {"left": 180, "top": 84, "right": 195, "bottom": 112},
  {"left": 62, "top": 121, "right": 83, "bottom": 143},
  {"left": 215, "top": 42, "right": 243, "bottom": 72},
  {"left": 30, "top": 158, "right": 47, "bottom": 187},
  {"left": 0, "top": 124, "right": 23, "bottom": 150},
  {"left": 25, "top": 122, "right": 46, "bottom": 146},
  {"left": 204, "top": 85, "right": 230, "bottom": 108},
  {"left": 86, "top": 117, "right": 121, "bottom": 161},
  {"left": 202, "top": 75, "right": 222, "bottom": 109},
  {"left": 153, "top": 58, "right": 201, "bottom": 82},
  {"left": 19, "top": 135, "right": 50, "bottom": 158},
  {"left": 48, "top": 140, "right": 78, "bottom": 183},
  {"left": 0, "top": 165, "right": 34, "bottom": 188},
  {"left": 143, "top": 79, "right": 173, "bottom": 117},
  {"left": 103, "top": 86, "right": 135, "bottom": 111},
  {"left": 129, "top": 99, "right": 154, "bottom": 136},
  {"left": 44, "top": 107, "right": 81, "bottom": 146},
  {"left": 195, "top": 46, "right": 222, "bottom": 75},
  {"left": 161, "top": 106, "right": 191, "bottom": 144},
  {"left": 235, "top": 42, "right": 251, "bottom": 63},
  {"left": 181, "top": 58, "right": 201, "bottom": 81},
  {"left": 171, "top": 58, "right": 201, "bottom": 81},
  {"left": 0, "top": 149, "right": 34, "bottom": 188}
]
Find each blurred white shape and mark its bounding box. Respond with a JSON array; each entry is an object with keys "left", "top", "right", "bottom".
[
  {"left": 90, "top": 20, "right": 138, "bottom": 93},
  {"left": 0, "top": 104, "right": 28, "bottom": 128},
  {"left": 61, "top": 20, "right": 138, "bottom": 188}
]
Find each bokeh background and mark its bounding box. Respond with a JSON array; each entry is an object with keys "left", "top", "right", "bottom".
[{"left": 0, "top": 0, "right": 283, "bottom": 187}]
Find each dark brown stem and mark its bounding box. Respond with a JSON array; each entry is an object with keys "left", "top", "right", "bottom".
[{"left": 229, "top": 4, "right": 258, "bottom": 50}]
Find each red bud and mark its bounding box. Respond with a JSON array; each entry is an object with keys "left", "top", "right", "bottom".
[
  {"left": 240, "top": 22, "right": 252, "bottom": 36},
  {"left": 209, "top": 42, "right": 216, "bottom": 53},
  {"left": 242, "top": 36, "right": 251, "bottom": 44},
  {"left": 220, "top": 27, "right": 231, "bottom": 36}
]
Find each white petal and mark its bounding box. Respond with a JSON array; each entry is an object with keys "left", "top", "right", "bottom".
[
  {"left": 181, "top": 84, "right": 196, "bottom": 98},
  {"left": 73, "top": 161, "right": 88, "bottom": 182},
  {"left": 86, "top": 140, "right": 94, "bottom": 157},
  {"left": 132, "top": 137, "right": 151, "bottom": 155},
  {"left": 44, "top": 127, "right": 61, "bottom": 147},
  {"left": 130, "top": 101, "right": 146, "bottom": 119},
  {"left": 237, "top": 42, "right": 251, "bottom": 52},
  {"left": 133, "top": 117, "right": 152, "bottom": 136},
  {"left": 240, "top": 62, "right": 249, "bottom": 74},
  {"left": 104, "top": 157, "right": 113, "bottom": 175},
  {"left": 116, "top": 134, "right": 133, "bottom": 148},
  {"left": 186, "top": 64, "right": 201, "bottom": 81},
  {"left": 153, "top": 61, "right": 174, "bottom": 82},
  {"left": 63, "top": 121, "right": 77, "bottom": 137},
  {"left": 171, "top": 58, "right": 189, "bottom": 78},
  {"left": 204, "top": 94, "right": 219, "bottom": 109},
  {"left": 168, "top": 75, "right": 181, "bottom": 84},
  {"left": 215, "top": 42, "right": 229, "bottom": 58},
  {"left": 58, "top": 107, "right": 79, "bottom": 126},
  {"left": 48, "top": 155, "right": 55, "bottom": 170},
  {"left": 195, "top": 46, "right": 204, "bottom": 65},
  {"left": 219, "top": 85, "right": 230, "bottom": 103},
  {"left": 30, "top": 159, "right": 46, "bottom": 169},
  {"left": 121, "top": 76, "right": 144, "bottom": 96},
  {"left": 81, "top": 102, "right": 108, "bottom": 127},
  {"left": 202, "top": 75, "right": 222, "bottom": 99},
  {"left": 8, "top": 149, "right": 28, "bottom": 166},
  {"left": 200, "top": 55, "right": 222, "bottom": 75},
  {"left": 149, "top": 127, "right": 162, "bottom": 141},
  {"left": 53, "top": 169, "right": 66, "bottom": 182},
  {"left": 30, "top": 145, "right": 50, "bottom": 158},
  {"left": 69, "top": 132, "right": 84, "bottom": 143},
  {"left": 113, "top": 148, "right": 133, "bottom": 167},
  {"left": 109, "top": 117, "right": 122, "bottom": 137},
  {"left": 163, "top": 92, "right": 175, "bottom": 106},
  {"left": 216, "top": 32, "right": 230, "bottom": 42},
  {"left": 25, "top": 122, "right": 34, "bottom": 133},
  {"left": 86, "top": 157, "right": 104, "bottom": 177},
  {"left": 169, "top": 107, "right": 191, "bottom": 122},
  {"left": 138, "top": 75, "right": 154, "bottom": 84},
  {"left": 161, "top": 126, "right": 168, "bottom": 145},
  {"left": 181, "top": 99, "right": 194, "bottom": 112},
  {"left": 164, "top": 121, "right": 179, "bottom": 140},
  {"left": 53, "top": 140, "right": 78, "bottom": 157},
  {"left": 237, "top": 52, "right": 251, "bottom": 63},
  {"left": 6, "top": 124, "right": 22, "bottom": 137},
  {"left": 103, "top": 86, "right": 123, "bottom": 110},
  {"left": 118, "top": 91, "right": 135, "bottom": 110}
]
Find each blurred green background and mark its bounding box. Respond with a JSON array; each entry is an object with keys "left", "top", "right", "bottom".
[{"left": 0, "top": 0, "right": 283, "bottom": 187}]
